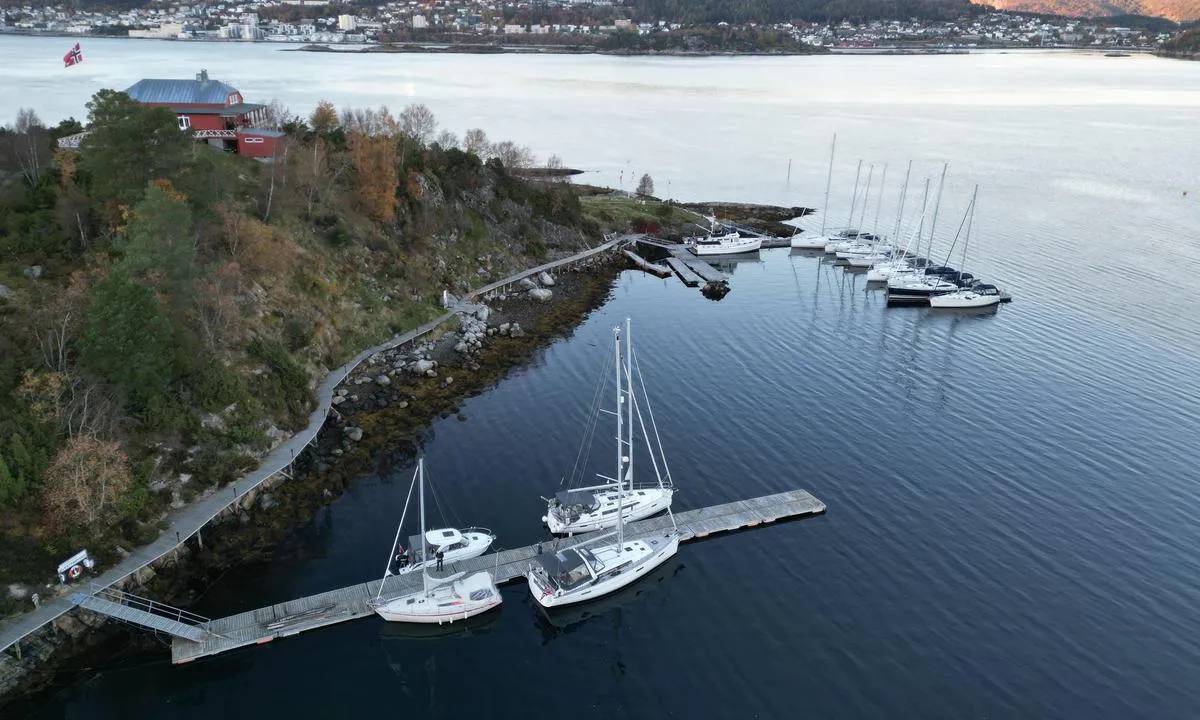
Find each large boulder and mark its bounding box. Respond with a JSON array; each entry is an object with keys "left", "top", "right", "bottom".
[
  {"left": 475, "top": 305, "right": 491, "bottom": 323},
  {"left": 529, "top": 288, "right": 553, "bottom": 302},
  {"left": 376, "top": 374, "right": 391, "bottom": 387},
  {"left": 538, "top": 271, "right": 555, "bottom": 287},
  {"left": 344, "top": 426, "right": 364, "bottom": 442},
  {"left": 519, "top": 277, "right": 537, "bottom": 290},
  {"left": 0, "top": 285, "right": 13, "bottom": 300}
]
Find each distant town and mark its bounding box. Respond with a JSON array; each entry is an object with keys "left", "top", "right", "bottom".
[{"left": 0, "top": 1, "right": 1175, "bottom": 51}]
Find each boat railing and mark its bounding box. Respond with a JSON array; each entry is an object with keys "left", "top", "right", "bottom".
[{"left": 462, "top": 526, "right": 494, "bottom": 538}]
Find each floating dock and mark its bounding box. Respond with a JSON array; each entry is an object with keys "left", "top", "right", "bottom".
[
  {"left": 165, "top": 489, "right": 825, "bottom": 664},
  {"left": 622, "top": 249, "right": 672, "bottom": 277},
  {"left": 664, "top": 257, "right": 703, "bottom": 287},
  {"left": 678, "top": 256, "right": 730, "bottom": 284}
]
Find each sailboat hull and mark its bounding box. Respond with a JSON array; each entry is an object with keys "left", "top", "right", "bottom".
[
  {"left": 790, "top": 235, "right": 831, "bottom": 249},
  {"left": 528, "top": 532, "right": 679, "bottom": 608},
  {"left": 373, "top": 571, "right": 503, "bottom": 624},
  {"left": 545, "top": 487, "right": 674, "bottom": 535}
]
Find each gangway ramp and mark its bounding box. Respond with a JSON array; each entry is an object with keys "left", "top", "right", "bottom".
[{"left": 72, "top": 588, "right": 217, "bottom": 643}]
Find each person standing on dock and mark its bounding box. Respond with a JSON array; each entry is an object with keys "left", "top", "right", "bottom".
[{"left": 436, "top": 549, "right": 444, "bottom": 571}]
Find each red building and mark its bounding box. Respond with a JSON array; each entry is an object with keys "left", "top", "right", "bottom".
[{"left": 123, "top": 70, "right": 284, "bottom": 159}]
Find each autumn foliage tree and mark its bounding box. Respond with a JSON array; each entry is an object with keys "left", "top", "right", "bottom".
[
  {"left": 343, "top": 106, "right": 400, "bottom": 224},
  {"left": 42, "top": 435, "right": 132, "bottom": 531}
]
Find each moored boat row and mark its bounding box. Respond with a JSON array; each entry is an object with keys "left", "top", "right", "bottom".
[{"left": 369, "top": 318, "right": 681, "bottom": 626}]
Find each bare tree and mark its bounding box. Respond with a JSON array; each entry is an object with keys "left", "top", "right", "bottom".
[
  {"left": 13, "top": 108, "right": 47, "bottom": 186},
  {"left": 463, "top": 128, "right": 489, "bottom": 156},
  {"left": 399, "top": 104, "right": 437, "bottom": 145},
  {"left": 636, "top": 173, "right": 655, "bottom": 197},
  {"left": 43, "top": 435, "right": 133, "bottom": 531},
  {"left": 263, "top": 98, "right": 291, "bottom": 129},
  {"left": 490, "top": 140, "right": 535, "bottom": 170},
  {"left": 435, "top": 130, "right": 459, "bottom": 150}
]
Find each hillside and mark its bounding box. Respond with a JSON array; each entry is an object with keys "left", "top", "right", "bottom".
[
  {"left": 0, "top": 94, "right": 592, "bottom": 613},
  {"left": 987, "top": 0, "right": 1200, "bottom": 22}
]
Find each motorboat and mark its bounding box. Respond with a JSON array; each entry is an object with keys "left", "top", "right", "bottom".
[
  {"left": 371, "top": 459, "right": 502, "bottom": 624},
  {"left": 687, "top": 215, "right": 761, "bottom": 256}
]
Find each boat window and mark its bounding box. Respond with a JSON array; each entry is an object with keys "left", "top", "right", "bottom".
[
  {"left": 637, "top": 491, "right": 646, "bottom": 496},
  {"left": 601, "top": 508, "right": 620, "bottom": 515}
]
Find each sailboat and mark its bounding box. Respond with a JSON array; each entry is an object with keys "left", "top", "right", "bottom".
[
  {"left": 542, "top": 319, "right": 674, "bottom": 535},
  {"left": 792, "top": 135, "right": 839, "bottom": 249},
  {"left": 370, "top": 459, "right": 502, "bottom": 624},
  {"left": 930, "top": 186, "right": 1001, "bottom": 309},
  {"left": 528, "top": 320, "right": 680, "bottom": 608}
]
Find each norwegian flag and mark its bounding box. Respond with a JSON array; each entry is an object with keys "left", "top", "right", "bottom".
[{"left": 63, "top": 43, "right": 83, "bottom": 68}]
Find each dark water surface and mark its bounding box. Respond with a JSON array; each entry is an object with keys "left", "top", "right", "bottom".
[
  {"left": 8, "top": 46, "right": 1200, "bottom": 719},
  {"left": 31, "top": 247, "right": 1200, "bottom": 718}
]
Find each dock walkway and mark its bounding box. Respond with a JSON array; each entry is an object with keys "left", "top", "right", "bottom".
[{"left": 170, "top": 488, "right": 825, "bottom": 664}]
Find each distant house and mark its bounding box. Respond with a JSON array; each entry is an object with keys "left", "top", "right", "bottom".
[{"left": 124, "top": 69, "right": 283, "bottom": 159}]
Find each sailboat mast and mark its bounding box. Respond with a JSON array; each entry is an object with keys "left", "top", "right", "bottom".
[
  {"left": 845, "top": 160, "right": 862, "bottom": 229},
  {"left": 419, "top": 458, "right": 427, "bottom": 594},
  {"left": 625, "top": 318, "right": 633, "bottom": 490},
  {"left": 857, "top": 164, "right": 873, "bottom": 231},
  {"left": 928, "top": 163, "right": 948, "bottom": 261},
  {"left": 892, "top": 160, "right": 912, "bottom": 243},
  {"left": 614, "top": 325, "right": 624, "bottom": 548},
  {"left": 873, "top": 163, "right": 888, "bottom": 237},
  {"left": 962, "top": 185, "right": 978, "bottom": 279},
  {"left": 916, "top": 179, "right": 930, "bottom": 261},
  {"left": 820, "top": 134, "right": 836, "bottom": 236}
]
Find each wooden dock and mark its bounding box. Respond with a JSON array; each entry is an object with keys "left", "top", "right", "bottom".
[
  {"left": 664, "top": 257, "right": 703, "bottom": 287},
  {"left": 622, "top": 249, "right": 672, "bottom": 277},
  {"left": 170, "top": 489, "right": 825, "bottom": 664},
  {"left": 678, "top": 256, "right": 730, "bottom": 284}
]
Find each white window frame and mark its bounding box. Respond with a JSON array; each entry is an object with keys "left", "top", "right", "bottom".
[{"left": 177, "top": 115, "right": 191, "bottom": 130}]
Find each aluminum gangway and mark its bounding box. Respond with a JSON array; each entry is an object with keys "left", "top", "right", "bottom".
[{"left": 71, "top": 587, "right": 219, "bottom": 643}]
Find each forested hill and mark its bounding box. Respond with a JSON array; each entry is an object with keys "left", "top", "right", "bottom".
[
  {"left": 629, "top": 0, "right": 979, "bottom": 23},
  {"left": 0, "top": 94, "right": 591, "bottom": 611}
]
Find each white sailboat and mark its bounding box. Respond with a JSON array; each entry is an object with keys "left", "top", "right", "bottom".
[
  {"left": 792, "top": 134, "right": 839, "bottom": 249},
  {"left": 930, "top": 186, "right": 1001, "bottom": 309},
  {"left": 370, "top": 459, "right": 502, "bottom": 624},
  {"left": 543, "top": 319, "right": 674, "bottom": 535},
  {"left": 528, "top": 320, "right": 680, "bottom": 608}
]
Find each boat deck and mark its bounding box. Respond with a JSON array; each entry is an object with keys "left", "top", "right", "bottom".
[{"left": 169, "top": 488, "right": 825, "bottom": 664}]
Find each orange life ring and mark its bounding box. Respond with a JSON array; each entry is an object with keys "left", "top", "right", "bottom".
[{"left": 68, "top": 564, "right": 82, "bottom": 579}]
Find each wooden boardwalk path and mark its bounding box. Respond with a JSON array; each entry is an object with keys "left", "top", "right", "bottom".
[
  {"left": 0, "top": 237, "right": 624, "bottom": 657},
  {"left": 170, "top": 488, "right": 825, "bottom": 664}
]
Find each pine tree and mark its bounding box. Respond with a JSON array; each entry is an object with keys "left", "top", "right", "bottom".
[
  {"left": 0, "top": 455, "right": 18, "bottom": 505},
  {"left": 636, "top": 173, "right": 655, "bottom": 197}
]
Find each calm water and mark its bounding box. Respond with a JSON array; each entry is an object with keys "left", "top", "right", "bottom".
[{"left": 6, "top": 38, "right": 1200, "bottom": 719}]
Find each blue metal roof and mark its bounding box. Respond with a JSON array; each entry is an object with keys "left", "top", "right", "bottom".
[{"left": 125, "top": 72, "right": 239, "bottom": 106}]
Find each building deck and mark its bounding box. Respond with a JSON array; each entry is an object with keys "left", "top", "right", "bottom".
[{"left": 170, "top": 488, "right": 825, "bottom": 664}]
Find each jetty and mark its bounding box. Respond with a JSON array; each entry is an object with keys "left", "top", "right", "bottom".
[
  {"left": 664, "top": 257, "right": 703, "bottom": 287},
  {"left": 622, "top": 248, "right": 672, "bottom": 277},
  {"left": 70, "top": 489, "right": 825, "bottom": 664}
]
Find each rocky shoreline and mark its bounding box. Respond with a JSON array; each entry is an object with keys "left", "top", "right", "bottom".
[{"left": 0, "top": 250, "right": 622, "bottom": 712}]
